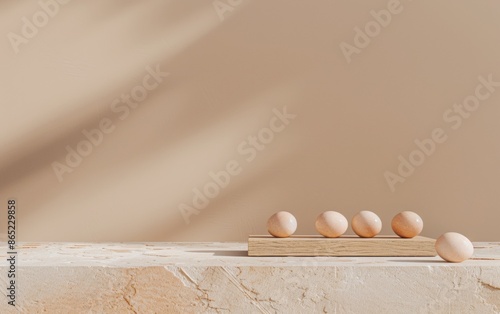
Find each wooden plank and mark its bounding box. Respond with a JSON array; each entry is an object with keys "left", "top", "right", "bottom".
[{"left": 248, "top": 235, "right": 437, "bottom": 257}]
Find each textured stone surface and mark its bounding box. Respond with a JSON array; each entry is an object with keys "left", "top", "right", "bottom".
[{"left": 0, "top": 242, "right": 500, "bottom": 313}]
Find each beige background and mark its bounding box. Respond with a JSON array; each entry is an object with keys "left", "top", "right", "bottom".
[{"left": 1, "top": 0, "right": 499, "bottom": 242}]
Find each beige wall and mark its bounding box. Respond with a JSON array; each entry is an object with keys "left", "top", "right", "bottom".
[{"left": 1, "top": 0, "right": 500, "bottom": 242}]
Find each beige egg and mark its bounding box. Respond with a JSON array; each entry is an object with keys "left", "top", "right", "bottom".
[
  {"left": 267, "top": 211, "right": 297, "bottom": 238},
  {"left": 352, "top": 211, "right": 382, "bottom": 238},
  {"left": 315, "top": 211, "right": 348, "bottom": 238},
  {"left": 391, "top": 211, "right": 423, "bottom": 238},
  {"left": 435, "top": 232, "right": 474, "bottom": 263}
]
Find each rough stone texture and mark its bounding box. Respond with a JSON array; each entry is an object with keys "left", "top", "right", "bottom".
[{"left": 0, "top": 242, "right": 499, "bottom": 313}]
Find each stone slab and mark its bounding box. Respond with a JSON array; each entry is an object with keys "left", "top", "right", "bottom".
[{"left": 0, "top": 242, "right": 499, "bottom": 313}]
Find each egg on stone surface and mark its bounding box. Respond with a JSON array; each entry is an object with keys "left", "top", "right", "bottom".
[
  {"left": 315, "top": 211, "right": 348, "bottom": 238},
  {"left": 352, "top": 210, "right": 382, "bottom": 238},
  {"left": 391, "top": 211, "right": 423, "bottom": 238},
  {"left": 267, "top": 211, "right": 297, "bottom": 238},
  {"left": 435, "top": 232, "right": 474, "bottom": 263}
]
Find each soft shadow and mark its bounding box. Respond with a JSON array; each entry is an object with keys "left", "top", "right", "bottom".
[
  {"left": 387, "top": 259, "right": 447, "bottom": 264},
  {"left": 187, "top": 250, "right": 248, "bottom": 257}
]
